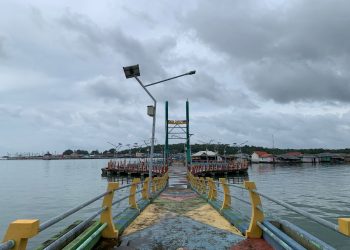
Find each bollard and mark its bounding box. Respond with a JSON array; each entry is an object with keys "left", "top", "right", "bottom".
[
  {"left": 2, "top": 220, "right": 39, "bottom": 250},
  {"left": 100, "top": 182, "right": 119, "bottom": 238},
  {"left": 244, "top": 181, "right": 264, "bottom": 238},
  {"left": 220, "top": 178, "right": 231, "bottom": 210},
  {"left": 338, "top": 218, "right": 350, "bottom": 236},
  {"left": 129, "top": 178, "right": 141, "bottom": 209}
]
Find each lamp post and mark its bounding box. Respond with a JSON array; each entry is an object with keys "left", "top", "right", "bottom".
[
  {"left": 107, "top": 142, "right": 122, "bottom": 159},
  {"left": 233, "top": 140, "right": 248, "bottom": 163},
  {"left": 126, "top": 144, "right": 132, "bottom": 163},
  {"left": 223, "top": 144, "right": 229, "bottom": 164},
  {"left": 123, "top": 64, "right": 195, "bottom": 197}
]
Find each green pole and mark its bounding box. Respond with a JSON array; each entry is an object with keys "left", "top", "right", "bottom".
[
  {"left": 186, "top": 100, "right": 191, "bottom": 165},
  {"left": 165, "top": 101, "right": 169, "bottom": 164}
]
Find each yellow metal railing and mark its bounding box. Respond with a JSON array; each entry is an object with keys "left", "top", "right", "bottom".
[
  {"left": 1, "top": 172, "right": 169, "bottom": 250},
  {"left": 187, "top": 171, "right": 350, "bottom": 239}
]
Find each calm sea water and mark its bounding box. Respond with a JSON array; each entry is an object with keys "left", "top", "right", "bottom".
[{"left": 0, "top": 160, "right": 349, "bottom": 249}]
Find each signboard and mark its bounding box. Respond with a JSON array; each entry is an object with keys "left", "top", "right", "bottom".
[{"left": 168, "top": 120, "right": 187, "bottom": 125}]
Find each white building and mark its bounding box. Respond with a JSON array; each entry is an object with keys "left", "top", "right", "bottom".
[{"left": 251, "top": 151, "right": 274, "bottom": 163}]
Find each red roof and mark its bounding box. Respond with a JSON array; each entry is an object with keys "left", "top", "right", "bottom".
[
  {"left": 253, "top": 151, "right": 272, "bottom": 158},
  {"left": 286, "top": 152, "right": 303, "bottom": 156}
]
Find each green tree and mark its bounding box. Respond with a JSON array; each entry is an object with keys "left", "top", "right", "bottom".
[
  {"left": 91, "top": 150, "right": 100, "bottom": 155},
  {"left": 63, "top": 149, "right": 73, "bottom": 155},
  {"left": 76, "top": 150, "right": 89, "bottom": 155}
]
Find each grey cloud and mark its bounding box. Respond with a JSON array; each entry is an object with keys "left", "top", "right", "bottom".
[
  {"left": 194, "top": 110, "right": 350, "bottom": 149},
  {"left": 152, "top": 72, "right": 257, "bottom": 109},
  {"left": 2, "top": 0, "right": 350, "bottom": 153},
  {"left": 185, "top": 0, "right": 350, "bottom": 103},
  {"left": 58, "top": 9, "right": 176, "bottom": 81},
  {"left": 78, "top": 75, "right": 131, "bottom": 103},
  {"left": 243, "top": 58, "right": 350, "bottom": 103},
  {"left": 0, "top": 35, "right": 6, "bottom": 58}
]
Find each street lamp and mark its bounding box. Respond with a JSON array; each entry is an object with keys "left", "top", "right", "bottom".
[
  {"left": 107, "top": 142, "right": 122, "bottom": 159},
  {"left": 233, "top": 140, "right": 248, "bottom": 162},
  {"left": 126, "top": 144, "right": 132, "bottom": 163},
  {"left": 123, "top": 64, "right": 196, "bottom": 197}
]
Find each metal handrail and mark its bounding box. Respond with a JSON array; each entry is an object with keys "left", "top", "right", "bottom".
[
  {"left": 112, "top": 194, "right": 130, "bottom": 206},
  {"left": 0, "top": 240, "right": 15, "bottom": 250},
  {"left": 257, "top": 221, "right": 293, "bottom": 250},
  {"left": 213, "top": 181, "right": 247, "bottom": 190},
  {"left": 75, "top": 223, "right": 107, "bottom": 250},
  {"left": 118, "top": 183, "right": 137, "bottom": 190},
  {"left": 226, "top": 183, "right": 247, "bottom": 190},
  {"left": 40, "top": 183, "right": 135, "bottom": 231},
  {"left": 44, "top": 207, "right": 107, "bottom": 250},
  {"left": 230, "top": 194, "right": 251, "bottom": 206},
  {"left": 252, "top": 189, "right": 338, "bottom": 232},
  {"left": 0, "top": 174, "right": 170, "bottom": 250},
  {"left": 39, "top": 190, "right": 111, "bottom": 231}
]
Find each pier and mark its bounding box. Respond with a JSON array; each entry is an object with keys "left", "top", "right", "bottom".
[
  {"left": 101, "top": 160, "right": 168, "bottom": 177},
  {"left": 1, "top": 163, "right": 350, "bottom": 250}
]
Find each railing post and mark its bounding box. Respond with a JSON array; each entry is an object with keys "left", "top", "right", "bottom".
[
  {"left": 142, "top": 177, "right": 150, "bottom": 200},
  {"left": 161, "top": 173, "right": 168, "bottom": 190},
  {"left": 100, "top": 182, "right": 119, "bottom": 238},
  {"left": 244, "top": 181, "right": 264, "bottom": 238},
  {"left": 2, "top": 219, "right": 39, "bottom": 250},
  {"left": 129, "top": 178, "right": 141, "bottom": 209},
  {"left": 151, "top": 177, "right": 155, "bottom": 193},
  {"left": 220, "top": 178, "right": 231, "bottom": 210},
  {"left": 157, "top": 176, "right": 162, "bottom": 191},
  {"left": 200, "top": 177, "right": 206, "bottom": 195},
  {"left": 195, "top": 177, "right": 200, "bottom": 192},
  {"left": 338, "top": 218, "right": 350, "bottom": 236},
  {"left": 206, "top": 177, "right": 216, "bottom": 200}
]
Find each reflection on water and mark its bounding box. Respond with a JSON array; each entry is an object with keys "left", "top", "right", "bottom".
[
  {"left": 103, "top": 175, "right": 145, "bottom": 184},
  {"left": 225, "top": 175, "right": 249, "bottom": 184}
]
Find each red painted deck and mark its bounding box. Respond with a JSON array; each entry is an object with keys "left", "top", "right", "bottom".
[{"left": 231, "top": 238, "right": 273, "bottom": 250}]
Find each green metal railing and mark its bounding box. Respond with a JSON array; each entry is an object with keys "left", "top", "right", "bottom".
[
  {"left": 187, "top": 171, "right": 350, "bottom": 239},
  {"left": 1, "top": 173, "right": 169, "bottom": 250}
]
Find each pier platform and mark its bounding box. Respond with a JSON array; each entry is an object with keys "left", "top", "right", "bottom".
[
  {"left": 115, "top": 164, "right": 271, "bottom": 250},
  {"left": 117, "top": 186, "right": 271, "bottom": 249}
]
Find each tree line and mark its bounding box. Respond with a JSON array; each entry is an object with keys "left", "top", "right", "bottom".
[{"left": 62, "top": 144, "right": 350, "bottom": 156}]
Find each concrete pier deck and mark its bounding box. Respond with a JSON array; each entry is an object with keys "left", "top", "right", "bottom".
[{"left": 115, "top": 164, "right": 272, "bottom": 250}]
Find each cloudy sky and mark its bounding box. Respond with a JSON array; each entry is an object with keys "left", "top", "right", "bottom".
[{"left": 1, "top": 0, "right": 350, "bottom": 155}]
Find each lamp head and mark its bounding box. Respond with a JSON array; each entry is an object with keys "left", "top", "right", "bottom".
[
  {"left": 188, "top": 70, "right": 196, "bottom": 75},
  {"left": 123, "top": 64, "right": 140, "bottom": 78}
]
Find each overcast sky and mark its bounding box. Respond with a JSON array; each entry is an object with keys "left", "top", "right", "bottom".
[{"left": 1, "top": 0, "right": 350, "bottom": 155}]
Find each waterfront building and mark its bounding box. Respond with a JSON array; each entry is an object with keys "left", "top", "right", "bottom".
[
  {"left": 135, "top": 152, "right": 145, "bottom": 158},
  {"left": 192, "top": 150, "right": 217, "bottom": 161},
  {"left": 318, "top": 153, "right": 344, "bottom": 163},
  {"left": 251, "top": 151, "right": 274, "bottom": 163},
  {"left": 276, "top": 154, "right": 301, "bottom": 163},
  {"left": 301, "top": 154, "right": 319, "bottom": 163}
]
